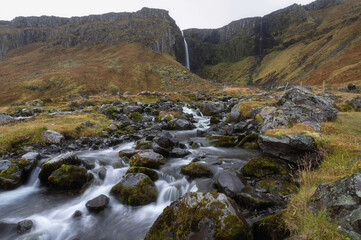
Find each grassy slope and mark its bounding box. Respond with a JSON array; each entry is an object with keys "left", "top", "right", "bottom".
[
  {"left": 202, "top": 0, "right": 361, "bottom": 87},
  {"left": 0, "top": 42, "right": 211, "bottom": 106}
]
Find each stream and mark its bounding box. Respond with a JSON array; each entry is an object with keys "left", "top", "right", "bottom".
[{"left": 0, "top": 106, "right": 259, "bottom": 240}]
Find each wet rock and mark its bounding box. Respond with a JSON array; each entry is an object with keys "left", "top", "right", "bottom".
[
  {"left": 200, "top": 101, "right": 224, "bottom": 116},
  {"left": 241, "top": 157, "right": 290, "bottom": 178},
  {"left": 214, "top": 171, "right": 246, "bottom": 196},
  {"left": 135, "top": 140, "right": 152, "bottom": 150},
  {"left": 39, "top": 152, "right": 82, "bottom": 185},
  {"left": 129, "top": 151, "right": 167, "bottom": 169},
  {"left": 86, "top": 194, "right": 110, "bottom": 213},
  {"left": 180, "top": 163, "right": 213, "bottom": 179},
  {"left": 170, "top": 148, "right": 191, "bottom": 158},
  {"left": 48, "top": 165, "right": 93, "bottom": 190},
  {"left": 206, "top": 135, "right": 238, "bottom": 147},
  {"left": 118, "top": 149, "right": 141, "bottom": 158},
  {"left": 252, "top": 211, "right": 290, "bottom": 240},
  {"left": 72, "top": 210, "right": 82, "bottom": 218},
  {"left": 97, "top": 167, "right": 107, "bottom": 180},
  {"left": 308, "top": 173, "right": 361, "bottom": 239},
  {"left": 259, "top": 134, "right": 317, "bottom": 165},
  {"left": 126, "top": 166, "right": 158, "bottom": 181},
  {"left": 238, "top": 132, "right": 258, "bottom": 148},
  {"left": 42, "top": 130, "right": 65, "bottom": 144},
  {"left": 17, "top": 220, "right": 33, "bottom": 234},
  {"left": 0, "top": 113, "right": 15, "bottom": 125},
  {"left": 152, "top": 132, "right": 178, "bottom": 157},
  {"left": 110, "top": 173, "right": 157, "bottom": 206},
  {"left": 145, "top": 192, "right": 252, "bottom": 240},
  {"left": 351, "top": 96, "right": 361, "bottom": 110},
  {"left": 169, "top": 118, "right": 194, "bottom": 130}
]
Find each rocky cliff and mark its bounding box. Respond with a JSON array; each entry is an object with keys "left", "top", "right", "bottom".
[
  {"left": 0, "top": 8, "right": 186, "bottom": 65},
  {"left": 183, "top": 0, "right": 361, "bottom": 87}
]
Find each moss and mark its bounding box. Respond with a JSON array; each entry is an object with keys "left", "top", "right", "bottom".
[
  {"left": 215, "top": 214, "right": 253, "bottom": 240},
  {"left": 129, "top": 152, "right": 167, "bottom": 169},
  {"left": 118, "top": 149, "right": 140, "bottom": 158},
  {"left": 237, "top": 194, "right": 275, "bottom": 209},
  {"left": 180, "top": 163, "right": 213, "bottom": 179},
  {"left": 3, "top": 165, "right": 17, "bottom": 175},
  {"left": 241, "top": 157, "right": 290, "bottom": 178},
  {"left": 135, "top": 141, "right": 152, "bottom": 150},
  {"left": 238, "top": 133, "right": 258, "bottom": 147},
  {"left": 110, "top": 175, "right": 157, "bottom": 206},
  {"left": 128, "top": 112, "right": 143, "bottom": 122},
  {"left": 257, "top": 179, "right": 297, "bottom": 195},
  {"left": 252, "top": 211, "right": 290, "bottom": 240},
  {"left": 206, "top": 135, "right": 238, "bottom": 147},
  {"left": 11, "top": 159, "right": 31, "bottom": 169},
  {"left": 47, "top": 164, "right": 92, "bottom": 190},
  {"left": 126, "top": 167, "right": 159, "bottom": 181}
]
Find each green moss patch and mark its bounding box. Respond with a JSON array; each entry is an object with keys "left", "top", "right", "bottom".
[{"left": 180, "top": 163, "right": 213, "bottom": 179}]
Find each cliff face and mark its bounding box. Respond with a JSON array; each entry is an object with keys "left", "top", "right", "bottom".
[
  {"left": 0, "top": 8, "right": 186, "bottom": 64},
  {"left": 184, "top": 0, "right": 344, "bottom": 72}
]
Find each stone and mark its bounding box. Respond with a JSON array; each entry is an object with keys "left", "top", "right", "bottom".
[
  {"left": 118, "top": 149, "right": 141, "bottom": 158},
  {"left": 252, "top": 211, "right": 290, "bottom": 240},
  {"left": 180, "top": 163, "right": 213, "bottom": 179},
  {"left": 107, "top": 124, "right": 118, "bottom": 131},
  {"left": 110, "top": 173, "right": 157, "bottom": 206},
  {"left": 145, "top": 192, "right": 252, "bottom": 240},
  {"left": 230, "top": 102, "right": 242, "bottom": 122},
  {"left": 42, "top": 130, "right": 64, "bottom": 144},
  {"left": 48, "top": 165, "right": 93, "bottom": 190},
  {"left": 308, "top": 173, "right": 361, "bottom": 239},
  {"left": 214, "top": 171, "right": 246, "bottom": 196},
  {"left": 72, "top": 210, "right": 82, "bottom": 218},
  {"left": 259, "top": 134, "right": 317, "bottom": 165},
  {"left": 123, "top": 105, "right": 143, "bottom": 114},
  {"left": 351, "top": 97, "right": 361, "bottom": 110},
  {"left": 97, "top": 167, "right": 107, "bottom": 180},
  {"left": 169, "top": 118, "right": 194, "bottom": 130},
  {"left": 240, "top": 157, "right": 290, "bottom": 178},
  {"left": 39, "top": 152, "right": 82, "bottom": 185},
  {"left": 129, "top": 151, "right": 167, "bottom": 169},
  {"left": 206, "top": 135, "right": 238, "bottom": 147},
  {"left": 170, "top": 148, "right": 191, "bottom": 158},
  {"left": 17, "top": 220, "right": 33, "bottom": 234},
  {"left": 126, "top": 166, "right": 159, "bottom": 181},
  {"left": 0, "top": 113, "right": 15, "bottom": 125},
  {"left": 86, "top": 194, "right": 110, "bottom": 213},
  {"left": 200, "top": 101, "right": 225, "bottom": 116}
]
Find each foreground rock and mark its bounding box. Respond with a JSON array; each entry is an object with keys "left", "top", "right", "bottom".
[
  {"left": 47, "top": 164, "right": 93, "bottom": 190},
  {"left": 200, "top": 101, "right": 224, "bottom": 116},
  {"left": 308, "top": 173, "right": 361, "bottom": 239},
  {"left": 17, "top": 220, "right": 33, "bottom": 234},
  {"left": 86, "top": 194, "right": 110, "bottom": 213},
  {"left": 145, "top": 192, "right": 252, "bottom": 240},
  {"left": 259, "top": 134, "right": 317, "bottom": 165},
  {"left": 110, "top": 173, "right": 157, "bottom": 206},
  {"left": 180, "top": 163, "right": 213, "bottom": 179}
]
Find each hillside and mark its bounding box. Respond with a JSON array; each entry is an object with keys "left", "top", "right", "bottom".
[
  {"left": 0, "top": 8, "right": 210, "bottom": 106},
  {"left": 184, "top": 0, "right": 361, "bottom": 87}
]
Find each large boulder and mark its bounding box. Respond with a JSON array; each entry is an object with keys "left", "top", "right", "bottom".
[
  {"left": 126, "top": 166, "right": 159, "bottom": 181},
  {"left": 351, "top": 97, "right": 361, "bottom": 110},
  {"left": 308, "top": 173, "right": 361, "bottom": 239},
  {"left": 129, "top": 151, "right": 167, "bottom": 169},
  {"left": 181, "top": 163, "right": 213, "bottom": 179},
  {"left": 110, "top": 173, "right": 157, "bottom": 206},
  {"left": 17, "top": 220, "right": 33, "bottom": 234},
  {"left": 259, "top": 134, "right": 317, "bottom": 165},
  {"left": 169, "top": 118, "right": 195, "bottom": 130},
  {"left": 38, "top": 152, "right": 82, "bottom": 185},
  {"left": 229, "top": 102, "right": 242, "bottom": 122},
  {"left": 145, "top": 192, "right": 252, "bottom": 240},
  {"left": 206, "top": 135, "right": 238, "bottom": 147},
  {"left": 152, "top": 132, "right": 177, "bottom": 157},
  {"left": 214, "top": 171, "right": 247, "bottom": 197},
  {"left": 42, "top": 130, "right": 65, "bottom": 144},
  {"left": 48, "top": 164, "right": 93, "bottom": 190},
  {"left": 200, "top": 101, "right": 224, "bottom": 116},
  {"left": 86, "top": 194, "right": 110, "bottom": 213},
  {"left": 123, "top": 105, "right": 143, "bottom": 115},
  {"left": 259, "top": 87, "right": 338, "bottom": 133}
]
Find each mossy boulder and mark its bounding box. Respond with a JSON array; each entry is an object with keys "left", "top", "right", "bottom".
[
  {"left": 128, "top": 112, "right": 143, "bottom": 122},
  {"left": 38, "top": 152, "right": 82, "bottom": 185},
  {"left": 135, "top": 141, "right": 152, "bottom": 150},
  {"left": 118, "top": 149, "right": 141, "bottom": 158},
  {"left": 145, "top": 192, "right": 252, "bottom": 240},
  {"left": 110, "top": 173, "right": 157, "bottom": 206},
  {"left": 129, "top": 151, "right": 167, "bottom": 169},
  {"left": 200, "top": 101, "right": 225, "bottom": 116},
  {"left": 256, "top": 178, "right": 297, "bottom": 195},
  {"left": 48, "top": 164, "right": 93, "bottom": 190},
  {"left": 206, "top": 135, "right": 238, "bottom": 147},
  {"left": 126, "top": 167, "right": 159, "bottom": 181},
  {"left": 237, "top": 132, "right": 258, "bottom": 148},
  {"left": 241, "top": 157, "right": 290, "bottom": 178},
  {"left": 252, "top": 211, "right": 290, "bottom": 240},
  {"left": 181, "top": 163, "right": 213, "bottom": 179}
]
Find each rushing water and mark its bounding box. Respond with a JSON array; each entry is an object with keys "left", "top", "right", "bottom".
[
  {"left": 181, "top": 31, "right": 190, "bottom": 70},
  {"left": 0, "top": 106, "right": 259, "bottom": 240}
]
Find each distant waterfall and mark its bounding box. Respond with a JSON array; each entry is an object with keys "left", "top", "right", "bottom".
[
  {"left": 259, "top": 17, "right": 263, "bottom": 56},
  {"left": 182, "top": 31, "right": 190, "bottom": 70}
]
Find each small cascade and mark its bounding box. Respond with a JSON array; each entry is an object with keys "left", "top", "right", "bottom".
[
  {"left": 182, "top": 31, "right": 190, "bottom": 70},
  {"left": 259, "top": 17, "right": 263, "bottom": 56}
]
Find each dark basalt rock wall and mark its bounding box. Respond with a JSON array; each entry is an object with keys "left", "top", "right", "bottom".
[{"left": 0, "top": 8, "right": 186, "bottom": 66}]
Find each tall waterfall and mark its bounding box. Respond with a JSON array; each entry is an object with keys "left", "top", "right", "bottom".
[
  {"left": 182, "top": 31, "right": 190, "bottom": 70},
  {"left": 259, "top": 17, "right": 263, "bottom": 56}
]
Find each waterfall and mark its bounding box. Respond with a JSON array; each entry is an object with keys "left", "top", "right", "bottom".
[
  {"left": 259, "top": 17, "right": 263, "bottom": 56},
  {"left": 182, "top": 31, "right": 190, "bottom": 70}
]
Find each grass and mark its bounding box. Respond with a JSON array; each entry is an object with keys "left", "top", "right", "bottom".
[
  {"left": 284, "top": 112, "right": 361, "bottom": 239},
  {"left": 0, "top": 112, "right": 112, "bottom": 152}
]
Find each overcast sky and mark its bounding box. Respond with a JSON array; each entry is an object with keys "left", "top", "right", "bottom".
[{"left": 2, "top": 0, "right": 315, "bottom": 30}]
